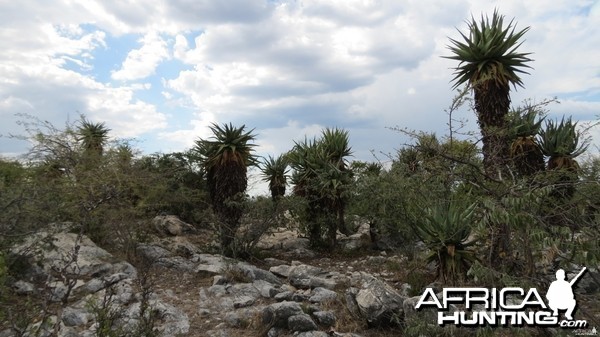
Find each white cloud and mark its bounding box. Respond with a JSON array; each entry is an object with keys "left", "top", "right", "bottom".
[
  {"left": 0, "top": 18, "right": 167, "bottom": 155},
  {"left": 1, "top": 0, "right": 599, "bottom": 164},
  {"left": 112, "top": 32, "right": 169, "bottom": 81},
  {"left": 157, "top": 111, "right": 218, "bottom": 150}
]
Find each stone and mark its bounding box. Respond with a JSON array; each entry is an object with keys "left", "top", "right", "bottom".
[
  {"left": 234, "top": 263, "right": 283, "bottom": 286},
  {"left": 274, "top": 290, "right": 294, "bottom": 301},
  {"left": 84, "top": 263, "right": 112, "bottom": 278},
  {"left": 294, "top": 332, "right": 329, "bottom": 337},
  {"left": 194, "top": 254, "right": 231, "bottom": 275},
  {"left": 253, "top": 279, "right": 280, "bottom": 298},
  {"left": 267, "top": 327, "right": 287, "bottom": 337},
  {"left": 12, "top": 232, "right": 112, "bottom": 273},
  {"left": 152, "top": 215, "right": 194, "bottom": 236},
  {"left": 155, "top": 256, "right": 196, "bottom": 272},
  {"left": 233, "top": 295, "right": 256, "bottom": 308},
  {"left": 83, "top": 278, "right": 106, "bottom": 293},
  {"left": 262, "top": 301, "right": 304, "bottom": 328},
  {"left": 308, "top": 277, "right": 337, "bottom": 290},
  {"left": 224, "top": 306, "right": 263, "bottom": 328},
  {"left": 111, "top": 262, "right": 137, "bottom": 280},
  {"left": 287, "top": 313, "right": 318, "bottom": 332},
  {"left": 136, "top": 244, "right": 171, "bottom": 261},
  {"left": 62, "top": 307, "right": 89, "bottom": 326},
  {"left": 269, "top": 265, "right": 292, "bottom": 278},
  {"left": 339, "top": 223, "right": 371, "bottom": 251},
  {"left": 345, "top": 287, "right": 361, "bottom": 317},
  {"left": 312, "top": 310, "right": 336, "bottom": 327},
  {"left": 131, "top": 300, "right": 190, "bottom": 335},
  {"left": 13, "top": 280, "right": 35, "bottom": 295},
  {"left": 213, "top": 275, "right": 228, "bottom": 285},
  {"left": 309, "top": 287, "right": 338, "bottom": 303},
  {"left": 205, "top": 329, "right": 230, "bottom": 337},
  {"left": 207, "top": 285, "right": 228, "bottom": 297},
  {"left": 264, "top": 257, "right": 288, "bottom": 266},
  {"left": 354, "top": 274, "right": 406, "bottom": 327},
  {"left": 285, "top": 263, "right": 341, "bottom": 290}
]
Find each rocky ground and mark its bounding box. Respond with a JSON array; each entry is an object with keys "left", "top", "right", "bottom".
[{"left": 2, "top": 216, "right": 599, "bottom": 337}]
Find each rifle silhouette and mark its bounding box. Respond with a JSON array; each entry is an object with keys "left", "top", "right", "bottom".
[{"left": 569, "top": 267, "right": 587, "bottom": 286}]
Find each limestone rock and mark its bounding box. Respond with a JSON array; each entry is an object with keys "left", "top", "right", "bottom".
[
  {"left": 312, "top": 310, "right": 336, "bottom": 327},
  {"left": 353, "top": 274, "right": 405, "bottom": 327},
  {"left": 309, "top": 287, "right": 338, "bottom": 303},
  {"left": 287, "top": 313, "right": 318, "bottom": 332},
  {"left": 262, "top": 301, "right": 304, "bottom": 328},
  {"left": 152, "top": 215, "right": 194, "bottom": 236},
  {"left": 13, "top": 280, "right": 35, "bottom": 295},
  {"left": 62, "top": 307, "right": 89, "bottom": 327}
]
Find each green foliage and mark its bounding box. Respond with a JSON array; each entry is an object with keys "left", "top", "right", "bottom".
[
  {"left": 0, "top": 115, "right": 209, "bottom": 256},
  {"left": 538, "top": 116, "right": 588, "bottom": 204},
  {"left": 348, "top": 134, "right": 482, "bottom": 253},
  {"left": 76, "top": 116, "right": 111, "bottom": 158},
  {"left": 507, "top": 105, "right": 545, "bottom": 139},
  {"left": 134, "top": 151, "right": 208, "bottom": 224},
  {"left": 87, "top": 288, "right": 125, "bottom": 337},
  {"left": 0, "top": 158, "right": 26, "bottom": 188},
  {"left": 260, "top": 154, "right": 289, "bottom": 201},
  {"left": 235, "top": 195, "right": 295, "bottom": 257},
  {"left": 411, "top": 198, "right": 478, "bottom": 284},
  {"left": 348, "top": 161, "right": 415, "bottom": 249},
  {"left": 195, "top": 123, "right": 257, "bottom": 257},
  {"left": 445, "top": 9, "right": 532, "bottom": 90},
  {"left": 195, "top": 122, "right": 258, "bottom": 169},
  {"left": 288, "top": 128, "right": 353, "bottom": 248},
  {"left": 539, "top": 116, "right": 588, "bottom": 165},
  {"left": 507, "top": 104, "right": 545, "bottom": 176}
]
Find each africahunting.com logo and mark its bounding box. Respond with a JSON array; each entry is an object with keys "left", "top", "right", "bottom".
[{"left": 415, "top": 267, "right": 590, "bottom": 329}]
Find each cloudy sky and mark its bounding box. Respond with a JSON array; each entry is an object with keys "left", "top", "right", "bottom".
[{"left": 1, "top": 0, "right": 599, "bottom": 189}]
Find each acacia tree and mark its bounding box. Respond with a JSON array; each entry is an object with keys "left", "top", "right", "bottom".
[
  {"left": 446, "top": 10, "right": 532, "bottom": 264},
  {"left": 195, "top": 123, "right": 257, "bottom": 257}
]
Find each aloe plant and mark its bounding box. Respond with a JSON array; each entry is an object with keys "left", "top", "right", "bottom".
[
  {"left": 539, "top": 117, "right": 587, "bottom": 171},
  {"left": 539, "top": 116, "right": 588, "bottom": 205},
  {"left": 507, "top": 107, "right": 545, "bottom": 176},
  {"left": 261, "top": 154, "right": 289, "bottom": 202},
  {"left": 412, "top": 199, "right": 478, "bottom": 284},
  {"left": 195, "top": 123, "right": 257, "bottom": 257}
]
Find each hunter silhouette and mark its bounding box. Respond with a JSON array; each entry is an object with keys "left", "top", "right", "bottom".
[{"left": 546, "top": 267, "right": 586, "bottom": 320}]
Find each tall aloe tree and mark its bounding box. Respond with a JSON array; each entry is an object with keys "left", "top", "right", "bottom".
[
  {"left": 77, "top": 117, "right": 110, "bottom": 158},
  {"left": 195, "top": 123, "right": 257, "bottom": 257},
  {"left": 261, "top": 154, "right": 289, "bottom": 202},
  {"left": 446, "top": 10, "right": 532, "bottom": 264},
  {"left": 446, "top": 10, "right": 532, "bottom": 179},
  {"left": 289, "top": 138, "right": 323, "bottom": 244},
  {"left": 288, "top": 128, "right": 352, "bottom": 249},
  {"left": 319, "top": 127, "right": 353, "bottom": 240}
]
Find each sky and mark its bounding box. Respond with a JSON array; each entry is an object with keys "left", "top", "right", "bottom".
[{"left": 1, "top": 0, "right": 599, "bottom": 193}]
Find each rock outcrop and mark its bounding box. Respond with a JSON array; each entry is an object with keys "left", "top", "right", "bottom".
[{"left": 1, "top": 217, "right": 446, "bottom": 337}]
